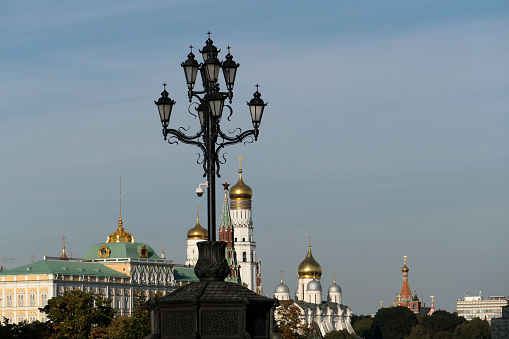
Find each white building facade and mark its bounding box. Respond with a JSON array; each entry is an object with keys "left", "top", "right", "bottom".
[{"left": 457, "top": 294, "right": 509, "bottom": 324}]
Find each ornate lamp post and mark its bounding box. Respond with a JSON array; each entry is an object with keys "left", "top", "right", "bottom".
[
  {"left": 155, "top": 33, "right": 267, "bottom": 241},
  {"left": 150, "top": 34, "right": 277, "bottom": 339}
]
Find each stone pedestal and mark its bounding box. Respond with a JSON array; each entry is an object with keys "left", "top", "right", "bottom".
[{"left": 148, "top": 241, "right": 279, "bottom": 339}]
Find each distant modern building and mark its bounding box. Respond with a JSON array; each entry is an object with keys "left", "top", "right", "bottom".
[
  {"left": 456, "top": 293, "right": 508, "bottom": 324},
  {"left": 273, "top": 239, "right": 355, "bottom": 336},
  {"left": 392, "top": 256, "right": 428, "bottom": 314},
  {"left": 491, "top": 305, "right": 509, "bottom": 338}
]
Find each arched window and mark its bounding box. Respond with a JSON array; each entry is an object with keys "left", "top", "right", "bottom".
[
  {"left": 17, "top": 294, "right": 24, "bottom": 307},
  {"left": 41, "top": 294, "right": 48, "bottom": 307},
  {"left": 242, "top": 252, "right": 247, "bottom": 262}
]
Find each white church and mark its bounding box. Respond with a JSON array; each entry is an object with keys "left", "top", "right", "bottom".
[{"left": 273, "top": 241, "right": 355, "bottom": 336}]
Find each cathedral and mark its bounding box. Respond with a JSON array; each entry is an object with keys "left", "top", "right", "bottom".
[
  {"left": 185, "top": 158, "right": 263, "bottom": 294},
  {"left": 392, "top": 256, "right": 429, "bottom": 314},
  {"left": 273, "top": 240, "right": 355, "bottom": 336}
]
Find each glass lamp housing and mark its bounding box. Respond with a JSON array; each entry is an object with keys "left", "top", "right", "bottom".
[
  {"left": 155, "top": 88, "right": 175, "bottom": 127},
  {"left": 247, "top": 88, "right": 266, "bottom": 129},
  {"left": 207, "top": 92, "right": 225, "bottom": 118}
]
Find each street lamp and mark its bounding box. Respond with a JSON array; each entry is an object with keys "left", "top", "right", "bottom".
[{"left": 154, "top": 33, "right": 267, "bottom": 242}]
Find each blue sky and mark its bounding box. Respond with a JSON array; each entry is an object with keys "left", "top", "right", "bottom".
[{"left": 1, "top": 1, "right": 508, "bottom": 315}]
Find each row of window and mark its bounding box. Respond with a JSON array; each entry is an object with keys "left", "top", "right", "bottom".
[
  {"left": 2, "top": 313, "right": 46, "bottom": 324},
  {"left": 0, "top": 293, "right": 48, "bottom": 308}
]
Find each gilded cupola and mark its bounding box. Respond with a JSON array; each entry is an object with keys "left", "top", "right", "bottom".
[
  {"left": 229, "top": 156, "right": 253, "bottom": 210},
  {"left": 297, "top": 239, "right": 322, "bottom": 279},
  {"left": 187, "top": 206, "right": 208, "bottom": 240},
  {"left": 107, "top": 216, "right": 135, "bottom": 243},
  {"left": 402, "top": 255, "right": 409, "bottom": 273}
]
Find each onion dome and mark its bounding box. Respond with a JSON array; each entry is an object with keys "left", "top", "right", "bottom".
[
  {"left": 274, "top": 272, "right": 290, "bottom": 294},
  {"left": 307, "top": 279, "right": 322, "bottom": 292},
  {"left": 274, "top": 282, "right": 290, "bottom": 294},
  {"left": 329, "top": 273, "right": 341, "bottom": 293},
  {"left": 107, "top": 217, "right": 135, "bottom": 243},
  {"left": 297, "top": 244, "right": 322, "bottom": 279},
  {"left": 402, "top": 255, "right": 409, "bottom": 272},
  {"left": 229, "top": 169, "right": 252, "bottom": 200},
  {"left": 187, "top": 213, "right": 208, "bottom": 240}
]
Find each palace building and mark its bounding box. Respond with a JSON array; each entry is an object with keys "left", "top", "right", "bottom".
[{"left": 0, "top": 182, "right": 195, "bottom": 324}]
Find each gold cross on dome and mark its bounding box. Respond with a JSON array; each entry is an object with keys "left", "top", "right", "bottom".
[
  {"left": 403, "top": 255, "right": 407, "bottom": 264},
  {"left": 31, "top": 254, "right": 35, "bottom": 263},
  {"left": 280, "top": 270, "right": 284, "bottom": 283},
  {"left": 333, "top": 271, "right": 336, "bottom": 284},
  {"left": 237, "top": 156, "right": 245, "bottom": 169},
  {"left": 308, "top": 236, "right": 312, "bottom": 246},
  {"left": 62, "top": 234, "right": 66, "bottom": 247},
  {"left": 196, "top": 205, "right": 200, "bottom": 217}
]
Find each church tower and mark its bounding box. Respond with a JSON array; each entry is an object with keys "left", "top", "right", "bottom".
[
  {"left": 229, "top": 157, "right": 262, "bottom": 294},
  {"left": 185, "top": 206, "right": 208, "bottom": 267},
  {"left": 219, "top": 182, "right": 241, "bottom": 284},
  {"left": 393, "top": 256, "right": 421, "bottom": 313},
  {"left": 296, "top": 238, "right": 322, "bottom": 302}
]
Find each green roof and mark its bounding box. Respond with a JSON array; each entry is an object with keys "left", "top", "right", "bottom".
[
  {"left": 173, "top": 267, "right": 199, "bottom": 282},
  {"left": 82, "top": 242, "right": 160, "bottom": 260},
  {"left": 0, "top": 260, "right": 129, "bottom": 278}
]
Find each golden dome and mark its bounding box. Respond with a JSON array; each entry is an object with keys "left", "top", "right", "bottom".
[
  {"left": 106, "top": 217, "right": 135, "bottom": 243},
  {"left": 187, "top": 214, "right": 208, "bottom": 240},
  {"left": 297, "top": 245, "right": 322, "bottom": 279},
  {"left": 229, "top": 169, "right": 253, "bottom": 200},
  {"left": 402, "top": 255, "right": 409, "bottom": 272}
]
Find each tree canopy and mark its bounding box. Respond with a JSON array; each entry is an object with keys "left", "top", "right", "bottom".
[{"left": 40, "top": 289, "right": 115, "bottom": 339}]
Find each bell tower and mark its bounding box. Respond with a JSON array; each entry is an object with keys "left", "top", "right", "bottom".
[{"left": 229, "top": 157, "right": 262, "bottom": 294}]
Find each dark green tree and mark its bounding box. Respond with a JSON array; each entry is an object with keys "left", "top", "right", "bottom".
[
  {"left": 420, "top": 310, "right": 466, "bottom": 334},
  {"left": 323, "top": 329, "right": 357, "bottom": 338},
  {"left": 352, "top": 317, "right": 375, "bottom": 339},
  {"left": 372, "top": 306, "right": 417, "bottom": 339},
  {"left": 0, "top": 319, "right": 50, "bottom": 339},
  {"left": 452, "top": 317, "right": 490, "bottom": 339},
  {"left": 40, "top": 289, "right": 115, "bottom": 339},
  {"left": 405, "top": 324, "right": 433, "bottom": 339}
]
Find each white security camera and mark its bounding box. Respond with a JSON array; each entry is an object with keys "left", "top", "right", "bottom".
[
  {"left": 196, "top": 181, "right": 208, "bottom": 197},
  {"left": 195, "top": 187, "right": 204, "bottom": 197}
]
